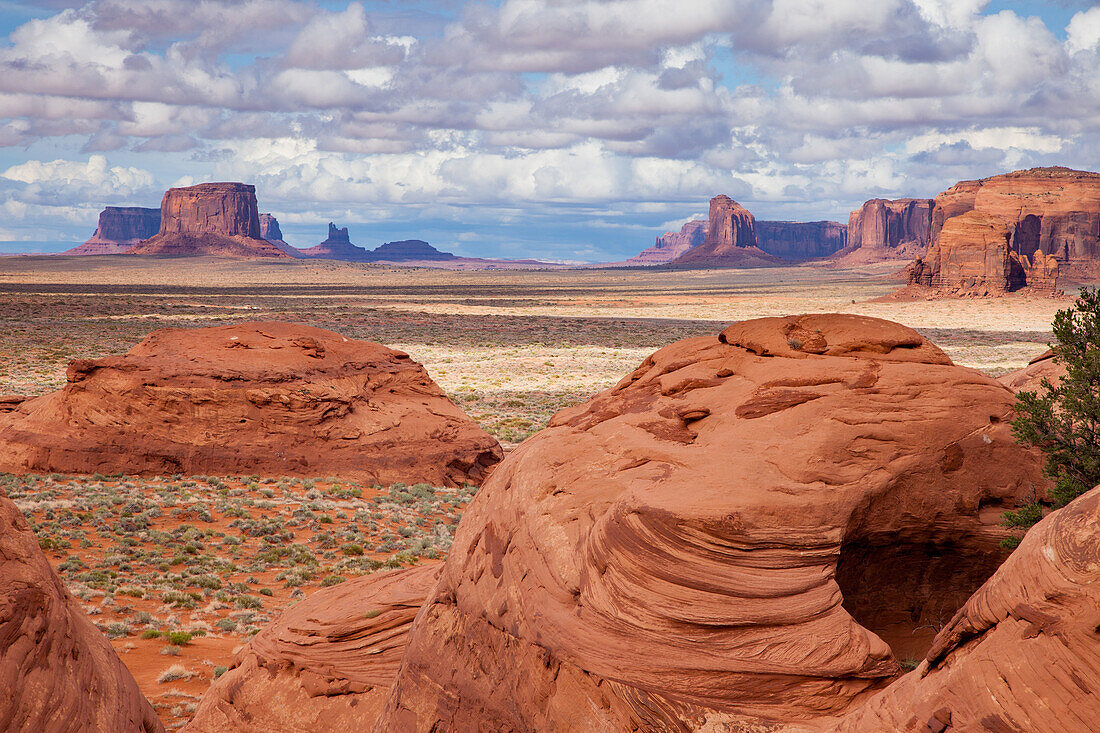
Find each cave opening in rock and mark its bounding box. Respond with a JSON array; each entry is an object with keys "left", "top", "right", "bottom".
[{"left": 834, "top": 538, "right": 1005, "bottom": 662}]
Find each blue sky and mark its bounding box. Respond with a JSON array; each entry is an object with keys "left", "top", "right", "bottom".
[{"left": 0, "top": 0, "right": 1098, "bottom": 260}]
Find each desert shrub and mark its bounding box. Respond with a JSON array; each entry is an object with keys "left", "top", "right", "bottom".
[
  {"left": 157, "top": 664, "right": 191, "bottom": 683},
  {"left": 165, "top": 631, "right": 192, "bottom": 646},
  {"left": 1009, "top": 287, "right": 1100, "bottom": 546},
  {"left": 320, "top": 574, "right": 345, "bottom": 587},
  {"left": 213, "top": 665, "right": 228, "bottom": 679},
  {"left": 141, "top": 629, "right": 162, "bottom": 640}
]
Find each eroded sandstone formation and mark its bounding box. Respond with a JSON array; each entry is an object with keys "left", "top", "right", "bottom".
[
  {"left": 184, "top": 564, "right": 440, "bottom": 732},
  {"left": 625, "top": 220, "right": 707, "bottom": 265},
  {"left": 823, "top": 485, "right": 1100, "bottom": 732},
  {"left": 373, "top": 314, "right": 1044, "bottom": 731},
  {"left": 0, "top": 322, "right": 501, "bottom": 485},
  {"left": 909, "top": 210, "right": 1061, "bottom": 296},
  {"left": 999, "top": 349, "right": 1065, "bottom": 394},
  {"left": 65, "top": 206, "right": 161, "bottom": 255},
  {"left": 670, "top": 195, "right": 782, "bottom": 267},
  {"left": 259, "top": 213, "right": 301, "bottom": 257},
  {"left": 757, "top": 220, "right": 848, "bottom": 260},
  {"left": 128, "top": 183, "right": 291, "bottom": 257},
  {"left": 836, "top": 198, "right": 933, "bottom": 263},
  {"left": 0, "top": 494, "right": 163, "bottom": 732},
  {"left": 297, "top": 223, "right": 373, "bottom": 261}
]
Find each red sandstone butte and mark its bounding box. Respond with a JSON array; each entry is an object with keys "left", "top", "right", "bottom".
[
  {"left": 128, "top": 182, "right": 292, "bottom": 257},
  {"left": 183, "top": 564, "right": 441, "bottom": 732},
  {"left": 0, "top": 322, "right": 502, "bottom": 485},
  {"left": 64, "top": 206, "right": 161, "bottom": 255},
  {"left": 0, "top": 493, "right": 163, "bottom": 732},
  {"left": 297, "top": 223, "right": 373, "bottom": 260},
  {"left": 372, "top": 314, "right": 1044, "bottom": 731},
  {"left": 835, "top": 198, "right": 933, "bottom": 264},
  {"left": 624, "top": 220, "right": 707, "bottom": 265},
  {"left": 258, "top": 212, "right": 301, "bottom": 257},
  {"left": 670, "top": 195, "right": 783, "bottom": 267}
]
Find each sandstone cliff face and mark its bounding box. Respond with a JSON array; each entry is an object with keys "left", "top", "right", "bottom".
[
  {"left": 837, "top": 198, "right": 933, "bottom": 263},
  {"left": 909, "top": 210, "right": 1060, "bottom": 296},
  {"left": 65, "top": 206, "right": 161, "bottom": 255},
  {"left": 297, "top": 223, "right": 373, "bottom": 261},
  {"left": 909, "top": 167, "right": 1100, "bottom": 294},
  {"left": 625, "top": 220, "right": 707, "bottom": 265},
  {"left": 757, "top": 220, "right": 848, "bottom": 260},
  {"left": 258, "top": 213, "right": 300, "bottom": 257},
  {"left": 184, "top": 564, "right": 440, "bottom": 732},
  {"left": 0, "top": 322, "right": 502, "bottom": 486},
  {"left": 128, "top": 183, "right": 291, "bottom": 257},
  {"left": 669, "top": 195, "right": 782, "bottom": 267},
  {"left": 824, "top": 485, "right": 1100, "bottom": 733},
  {"left": 372, "top": 314, "right": 1043, "bottom": 731},
  {"left": 0, "top": 494, "right": 163, "bottom": 733}
]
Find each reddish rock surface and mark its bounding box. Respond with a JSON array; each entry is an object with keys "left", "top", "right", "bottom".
[
  {"left": 999, "top": 349, "right": 1065, "bottom": 393},
  {"left": 909, "top": 210, "right": 1060, "bottom": 295},
  {"left": 128, "top": 183, "right": 291, "bottom": 258},
  {"left": 369, "top": 240, "right": 456, "bottom": 263},
  {"left": 259, "top": 213, "right": 301, "bottom": 257},
  {"left": 0, "top": 493, "right": 163, "bottom": 732},
  {"left": 184, "top": 564, "right": 440, "bottom": 733},
  {"left": 624, "top": 220, "right": 707, "bottom": 265},
  {"left": 670, "top": 195, "right": 783, "bottom": 267},
  {"left": 374, "top": 314, "right": 1044, "bottom": 731},
  {"left": 64, "top": 206, "right": 161, "bottom": 255},
  {"left": 0, "top": 321, "right": 501, "bottom": 485},
  {"left": 835, "top": 198, "right": 933, "bottom": 264},
  {"left": 823, "top": 485, "right": 1100, "bottom": 733},
  {"left": 297, "top": 223, "right": 373, "bottom": 261},
  {"left": 757, "top": 220, "right": 848, "bottom": 260}
]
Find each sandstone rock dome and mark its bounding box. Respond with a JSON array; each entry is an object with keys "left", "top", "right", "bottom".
[
  {"left": 0, "top": 493, "right": 163, "bottom": 732},
  {"left": 184, "top": 564, "right": 441, "bottom": 732},
  {"left": 0, "top": 322, "right": 501, "bottom": 485},
  {"left": 371, "top": 314, "right": 1045, "bottom": 730}
]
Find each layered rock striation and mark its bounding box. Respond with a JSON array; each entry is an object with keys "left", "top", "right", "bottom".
[
  {"left": 0, "top": 494, "right": 163, "bottom": 732},
  {"left": 65, "top": 206, "right": 161, "bottom": 255},
  {"left": 184, "top": 564, "right": 441, "bottom": 732},
  {"left": 128, "top": 183, "right": 291, "bottom": 257},
  {"left": 373, "top": 314, "right": 1044, "bottom": 730},
  {"left": 297, "top": 223, "right": 373, "bottom": 261},
  {"left": 624, "top": 220, "right": 707, "bottom": 265},
  {"left": 0, "top": 322, "right": 501, "bottom": 485},
  {"left": 756, "top": 220, "right": 848, "bottom": 260},
  {"left": 669, "top": 195, "right": 782, "bottom": 267},
  {"left": 835, "top": 198, "right": 933, "bottom": 263}
]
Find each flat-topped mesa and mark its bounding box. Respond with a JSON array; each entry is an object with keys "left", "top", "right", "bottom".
[
  {"left": 64, "top": 206, "right": 161, "bottom": 255},
  {"left": 625, "top": 220, "right": 707, "bottom": 265},
  {"left": 127, "top": 183, "right": 291, "bottom": 257},
  {"left": 669, "top": 195, "right": 783, "bottom": 267},
  {"left": 834, "top": 198, "right": 933, "bottom": 263},
  {"left": 368, "top": 239, "right": 455, "bottom": 262},
  {"left": 297, "top": 222, "right": 373, "bottom": 261},
  {"left": 258, "top": 213, "right": 300, "bottom": 257},
  {"left": 756, "top": 220, "right": 848, "bottom": 260},
  {"left": 909, "top": 166, "right": 1100, "bottom": 294}
]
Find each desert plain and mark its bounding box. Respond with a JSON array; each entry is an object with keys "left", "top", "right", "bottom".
[{"left": 0, "top": 255, "right": 1077, "bottom": 728}]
